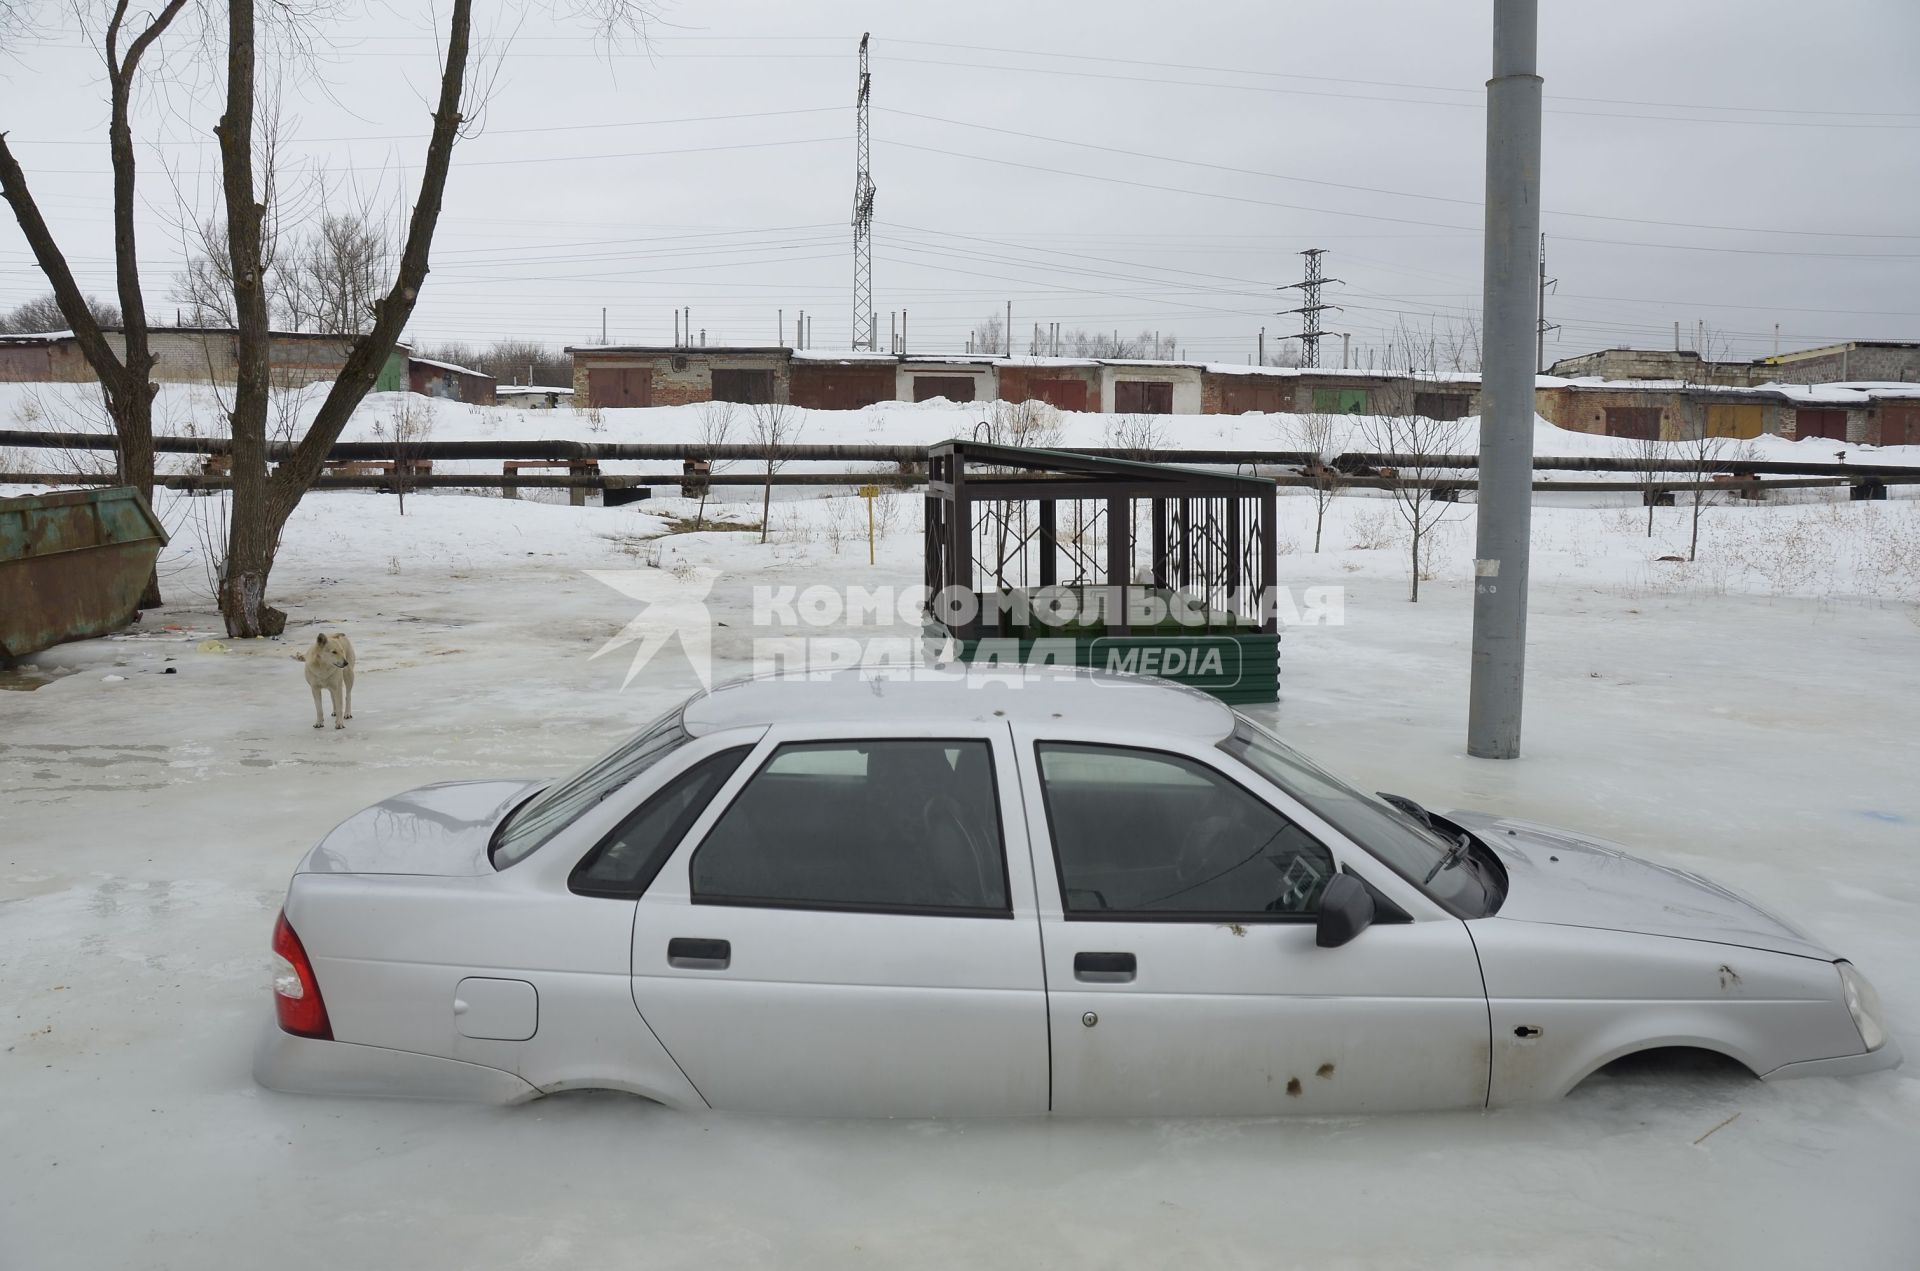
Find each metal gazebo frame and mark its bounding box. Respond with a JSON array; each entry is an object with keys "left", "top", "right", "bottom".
[{"left": 924, "top": 439, "right": 1279, "bottom": 641}]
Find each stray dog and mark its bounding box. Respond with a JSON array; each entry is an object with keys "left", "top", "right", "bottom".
[{"left": 292, "top": 632, "right": 356, "bottom": 730}]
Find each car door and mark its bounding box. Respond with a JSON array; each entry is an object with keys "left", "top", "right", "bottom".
[
  {"left": 1014, "top": 726, "right": 1491, "bottom": 1116},
  {"left": 628, "top": 723, "right": 1050, "bottom": 1117}
]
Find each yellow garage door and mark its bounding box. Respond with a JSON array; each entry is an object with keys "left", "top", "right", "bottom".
[{"left": 1704, "top": 403, "right": 1763, "bottom": 439}]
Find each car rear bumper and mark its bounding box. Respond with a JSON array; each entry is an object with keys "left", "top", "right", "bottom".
[
  {"left": 1761, "top": 1037, "right": 1903, "bottom": 1082},
  {"left": 252, "top": 1015, "right": 540, "bottom": 1104}
]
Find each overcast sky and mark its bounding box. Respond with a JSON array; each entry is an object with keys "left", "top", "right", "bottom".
[{"left": 4, "top": 0, "right": 1917, "bottom": 367}]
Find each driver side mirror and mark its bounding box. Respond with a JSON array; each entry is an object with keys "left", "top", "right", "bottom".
[{"left": 1315, "top": 874, "right": 1375, "bottom": 949}]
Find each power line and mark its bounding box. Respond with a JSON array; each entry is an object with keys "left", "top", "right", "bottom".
[
  {"left": 870, "top": 52, "right": 1920, "bottom": 131},
  {"left": 882, "top": 138, "right": 1920, "bottom": 259},
  {"left": 878, "top": 106, "right": 1920, "bottom": 240}
]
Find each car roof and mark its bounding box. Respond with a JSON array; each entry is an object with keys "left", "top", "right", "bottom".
[{"left": 681, "top": 667, "right": 1237, "bottom": 742}]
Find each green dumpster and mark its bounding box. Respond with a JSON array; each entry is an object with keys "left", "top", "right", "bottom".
[{"left": 0, "top": 487, "right": 169, "bottom": 660}]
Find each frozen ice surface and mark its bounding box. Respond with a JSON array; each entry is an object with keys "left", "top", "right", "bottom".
[{"left": 3, "top": 452, "right": 1919, "bottom": 1268}]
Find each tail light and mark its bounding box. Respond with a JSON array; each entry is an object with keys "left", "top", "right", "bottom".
[{"left": 271, "top": 911, "right": 332, "bottom": 1039}]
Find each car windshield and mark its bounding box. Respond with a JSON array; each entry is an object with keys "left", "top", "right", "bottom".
[
  {"left": 1219, "top": 718, "right": 1495, "bottom": 915},
  {"left": 491, "top": 707, "right": 693, "bottom": 868}
]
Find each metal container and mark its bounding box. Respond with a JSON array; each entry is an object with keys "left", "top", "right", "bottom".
[{"left": 0, "top": 486, "right": 168, "bottom": 660}]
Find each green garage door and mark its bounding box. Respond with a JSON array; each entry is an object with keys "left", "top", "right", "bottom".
[{"left": 1312, "top": 388, "right": 1368, "bottom": 414}]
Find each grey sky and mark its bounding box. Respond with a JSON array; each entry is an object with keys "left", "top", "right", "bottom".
[{"left": 4, "top": 0, "right": 1917, "bottom": 365}]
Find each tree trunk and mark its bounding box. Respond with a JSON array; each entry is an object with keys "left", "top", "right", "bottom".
[
  {"left": 1313, "top": 501, "right": 1324, "bottom": 554},
  {"left": 0, "top": 0, "right": 185, "bottom": 611},
  {"left": 1409, "top": 525, "right": 1422, "bottom": 602},
  {"left": 1645, "top": 490, "right": 1655, "bottom": 537},
  {"left": 760, "top": 469, "right": 773, "bottom": 544},
  {"left": 215, "top": 0, "right": 473, "bottom": 636}
]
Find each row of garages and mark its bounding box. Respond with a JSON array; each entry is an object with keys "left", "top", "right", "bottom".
[
  {"left": 1537, "top": 380, "right": 1920, "bottom": 448},
  {"left": 567, "top": 343, "right": 1920, "bottom": 444},
  {"left": 0, "top": 328, "right": 499, "bottom": 405},
  {"left": 566, "top": 345, "right": 1483, "bottom": 420}
]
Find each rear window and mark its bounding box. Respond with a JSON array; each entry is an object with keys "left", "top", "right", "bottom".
[{"left": 492, "top": 708, "right": 693, "bottom": 868}]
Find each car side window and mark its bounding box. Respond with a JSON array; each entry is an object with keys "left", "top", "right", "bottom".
[
  {"left": 690, "top": 740, "right": 1010, "bottom": 914},
  {"left": 571, "top": 748, "right": 752, "bottom": 898},
  {"left": 1036, "top": 742, "right": 1335, "bottom": 919}
]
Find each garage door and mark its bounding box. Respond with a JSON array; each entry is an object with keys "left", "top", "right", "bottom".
[
  {"left": 1114, "top": 381, "right": 1174, "bottom": 414},
  {"left": 1024, "top": 378, "right": 1089, "bottom": 412},
  {"left": 1311, "top": 387, "right": 1368, "bottom": 415},
  {"left": 791, "top": 366, "right": 896, "bottom": 410},
  {"left": 1604, "top": 407, "right": 1661, "bottom": 440},
  {"left": 1796, "top": 408, "right": 1847, "bottom": 441},
  {"left": 1220, "top": 380, "right": 1291, "bottom": 414},
  {"left": 1705, "top": 404, "right": 1764, "bottom": 439},
  {"left": 913, "top": 375, "right": 976, "bottom": 403},
  {"left": 712, "top": 369, "right": 775, "bottom": 404},
  {"left": 587, "top": 367, "right": 651, "bottom": 408},
  {"left": 1876, "top": 403, "right": 1919, "bottom": 446}
]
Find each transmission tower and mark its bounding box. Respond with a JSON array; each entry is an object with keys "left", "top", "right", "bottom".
[
  {"left": 851, "top": 33, "right": 877, "bottom": 351},
  {"left": 1536, "top": 232, "right": 1560, "bottom": 373},
  {"left": 1278, "top": 248, "right": 1342, "bottom": 368}
]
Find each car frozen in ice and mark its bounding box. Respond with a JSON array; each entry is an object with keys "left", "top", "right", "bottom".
[{"left": 255, "top": 669, "right": 1898, "bottom": 1116}]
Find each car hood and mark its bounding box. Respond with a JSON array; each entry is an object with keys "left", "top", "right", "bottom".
[
  {"left": 297, "top": 779, "right": 547, "bottom": 876},
  {"left": 1447, "top": 811, "right": 1834, "bottom": 960}
]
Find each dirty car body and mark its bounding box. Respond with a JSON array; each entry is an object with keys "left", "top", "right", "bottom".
[{"left": 256, "top": 670, "right": 1899, "bottom": 1115}]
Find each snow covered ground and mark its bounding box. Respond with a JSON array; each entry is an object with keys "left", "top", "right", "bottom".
[{"left": 4, "top": 398, "right": 1920, "bottom": 1268}]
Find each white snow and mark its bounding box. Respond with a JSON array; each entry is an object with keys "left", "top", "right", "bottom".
[{"left": 3, "top": 392, "right": 1920, "bottom": 1267}]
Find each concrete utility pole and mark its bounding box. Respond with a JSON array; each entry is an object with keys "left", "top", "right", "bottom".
[{"left": 1467, "top": 0, "right": 1543, "bottom": 761}]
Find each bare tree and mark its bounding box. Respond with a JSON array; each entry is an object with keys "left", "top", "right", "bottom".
[
  {"left": 1291, "top": 412, "right": 1343, "bottom": 553},
  {"left": 1360, "top": 330, "right": 1469, "bottom": 601},
  {"left": 1628, "top": 431, "right": 1666, "bottom": 538},
  {"left": 0, "top": 292, "right": 121, "bottom": 333},
  {"left": 748, "top": 401, "right": 802, "bottom": 544},
  {"left": 0, "top": 0, "right": 193, "bottom": 607},
  {"left": 370, "top": 394, "right": 434, "bottom": 516},
  {"left": 969, "top": 313, "right": 1005, "bottom": 357},
  {"left": 176, "top": 204, "right": 394, "bottom": 335},
  {"left": 216, "top": 2, "right": 656, "bottom": 636},
  {"left": 1064, "top": 329, "right": 1181, "bottom": 360},
  {"left": 1439, "top": 313, "right": 1481, "bottom": 373},
  {"left": 280, "top": 210, "right": 392, "bottom": 335},
  {"left": 692, "top": 399, "right": 736, "bottom": 531}
]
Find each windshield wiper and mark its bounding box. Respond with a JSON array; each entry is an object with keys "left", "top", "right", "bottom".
[
  {"left": 1379, "top": 791, "right": 1435, "bottom": 830},
  {"left": 1422, "top": 832, "right": 1473, "bottom": 885}
]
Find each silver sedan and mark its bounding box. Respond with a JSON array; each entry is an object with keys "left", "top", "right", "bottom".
[{"left": 256, "top": 669, "right": 1898, "bottom": 1115}]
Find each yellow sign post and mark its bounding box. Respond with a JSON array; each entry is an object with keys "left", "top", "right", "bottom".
[{"left": 855, "top": 484, "right": 881, "bottom": 565}]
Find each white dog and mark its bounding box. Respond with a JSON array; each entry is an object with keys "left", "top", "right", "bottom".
[{"left": 292, "top": 632, "right": 356, "bottom": 730}]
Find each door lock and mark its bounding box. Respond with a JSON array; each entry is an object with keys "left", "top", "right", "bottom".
[{"left": 1081, "top": 1011, "right": 1099, "bottom": 1028}]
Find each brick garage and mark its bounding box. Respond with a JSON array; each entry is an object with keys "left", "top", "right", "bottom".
[
  {"left": 566, "top": 347, "right": 791, "bottom": 409},
  {"left": 995, "top": 362, "right": 1100, "bottom": 412},
  {"left": 1204, "top": 369, "right": 1294, "bottom": 415},
  {"left": 788, "top": 356, "right": 899, "bottom": 410},
  {"left": 0, "top": 327, "right": 356, "bottom": 387}
]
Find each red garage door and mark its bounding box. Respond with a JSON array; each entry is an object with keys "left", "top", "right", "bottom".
[
  {"left": 1878, "top": 403, "right": 1920, "bottom": 447},
  {"left": 1025, "top": 378, "right": 1089, "bottom": 412},
  {"left": 1220, "top": 379, "right": 1291, "bottom": 414},
  {"left": 791, "top": 366, "right": 896, "bottom": 410},
  {"left": 587, "top": 367, "right": 652, "bottom": 408},
  {"left": 1797, "top": 409, "right": 1848, "bottom": 441}
]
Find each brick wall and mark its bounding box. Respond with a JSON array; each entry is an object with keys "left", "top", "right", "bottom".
[{"left": 569, "top": 351, "right": 792, "bottom": 408}]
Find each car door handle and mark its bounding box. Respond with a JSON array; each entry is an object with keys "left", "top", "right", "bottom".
[
  {"left": 667, "top": 937, "right": 731, "bottom": 970},
  {"left": 1074, "top": 951, "right": 1136, "bottom": 983}
]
